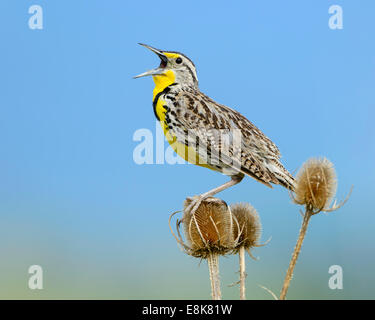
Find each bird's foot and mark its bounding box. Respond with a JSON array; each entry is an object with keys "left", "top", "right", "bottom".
[{"left": 185, "top": 195, "right": 207, "bottom": 216}]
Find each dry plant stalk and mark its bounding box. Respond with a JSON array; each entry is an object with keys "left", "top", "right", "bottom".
[
  {"left": 207, "top": 253, "right": 221, "bottom": 300},
  {"left": 280, "top": 157, "right": 351, "bottom": 300},
  {"left": 279, "top": 208, "right": 312, "bottom": 300},
  {"left": 238, "top": 247, "right": 246, "bottom": 300},
  {"left": 169, "top": 197, "right": 238, "bottom": 300},
  {"left": 231, "top": 203, "right": 262, "bottom": 300}
]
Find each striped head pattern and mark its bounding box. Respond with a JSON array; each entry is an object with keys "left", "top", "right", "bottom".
[{"left": 134, "top": 43, "right": 198, "bottom": 89}]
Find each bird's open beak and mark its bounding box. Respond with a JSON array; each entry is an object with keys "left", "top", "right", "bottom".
[{"left": 133, "top": 43, "right": 168, "bottom": 79}]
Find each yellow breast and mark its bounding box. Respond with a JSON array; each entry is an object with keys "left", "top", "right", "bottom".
[
  {"left": 152, "top": 71, "right": 216, "bottom": 170},
  {"left": 155, "top": 96, "right": 213, "bottom": 169}
]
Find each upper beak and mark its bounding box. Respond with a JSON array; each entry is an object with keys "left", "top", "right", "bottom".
[{"left": 133, "top": 43, "right": 168, "bottom": 79}]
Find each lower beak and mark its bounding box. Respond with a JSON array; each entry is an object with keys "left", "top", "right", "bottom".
[
  {"left": 133, "top": 43, "right": 168, "bottom": 79},
  {"left": 133, "top": 67, "right": 165, "bottom": 79}
]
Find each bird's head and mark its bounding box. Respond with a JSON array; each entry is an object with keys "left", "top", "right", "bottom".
[{"left": 134, "top": 43, "right": 198, "bottom": 89}]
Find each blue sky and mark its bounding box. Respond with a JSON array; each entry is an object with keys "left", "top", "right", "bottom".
[{"left": 0, "top": 0, "right": 374, "bottom": 299}]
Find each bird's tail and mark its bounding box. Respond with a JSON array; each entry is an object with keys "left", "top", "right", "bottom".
[{"left": 269, "top": 161, "right": 296, "bottom": 192}]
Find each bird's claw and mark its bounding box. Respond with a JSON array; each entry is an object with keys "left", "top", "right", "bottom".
[{"left": 185, "top": 195, "right": 206, "bottom": 216}]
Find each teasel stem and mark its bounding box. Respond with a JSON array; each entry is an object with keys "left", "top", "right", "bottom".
[
  {"left": 239, "top": 246, "right": 246, "bottom": 300},
  {"left": 207, "top": 253, "right": 221, "bottom": 300},
  {"left": 279, "top": 208, "right": 313, "bottom": 300}
]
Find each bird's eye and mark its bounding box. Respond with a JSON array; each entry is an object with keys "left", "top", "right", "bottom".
[{"left": 176, "top": 57, "right": 182, "bottom": 64}]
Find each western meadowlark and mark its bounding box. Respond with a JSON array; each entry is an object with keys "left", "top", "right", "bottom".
[{"left": 134, "top": 43, "right": 295, "bottom": 214}]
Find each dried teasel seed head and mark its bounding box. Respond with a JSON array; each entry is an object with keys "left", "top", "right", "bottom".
[
  {"left": 231, "top": 203, "right": 262, "bottom": 253},
  {"left": 183, "top": 197, "right": 235, "bottom": 258},
  {"left": 293, "top": 157, "right": 337, "bottom": 212}
]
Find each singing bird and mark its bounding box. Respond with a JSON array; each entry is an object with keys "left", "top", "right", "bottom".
[{"left": 134, "top": 44, "right": 295, "bottom": 213}]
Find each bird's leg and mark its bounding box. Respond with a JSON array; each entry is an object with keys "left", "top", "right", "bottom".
[{"left": 185, "top": 174, "right": 244, "bottom": 216}]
